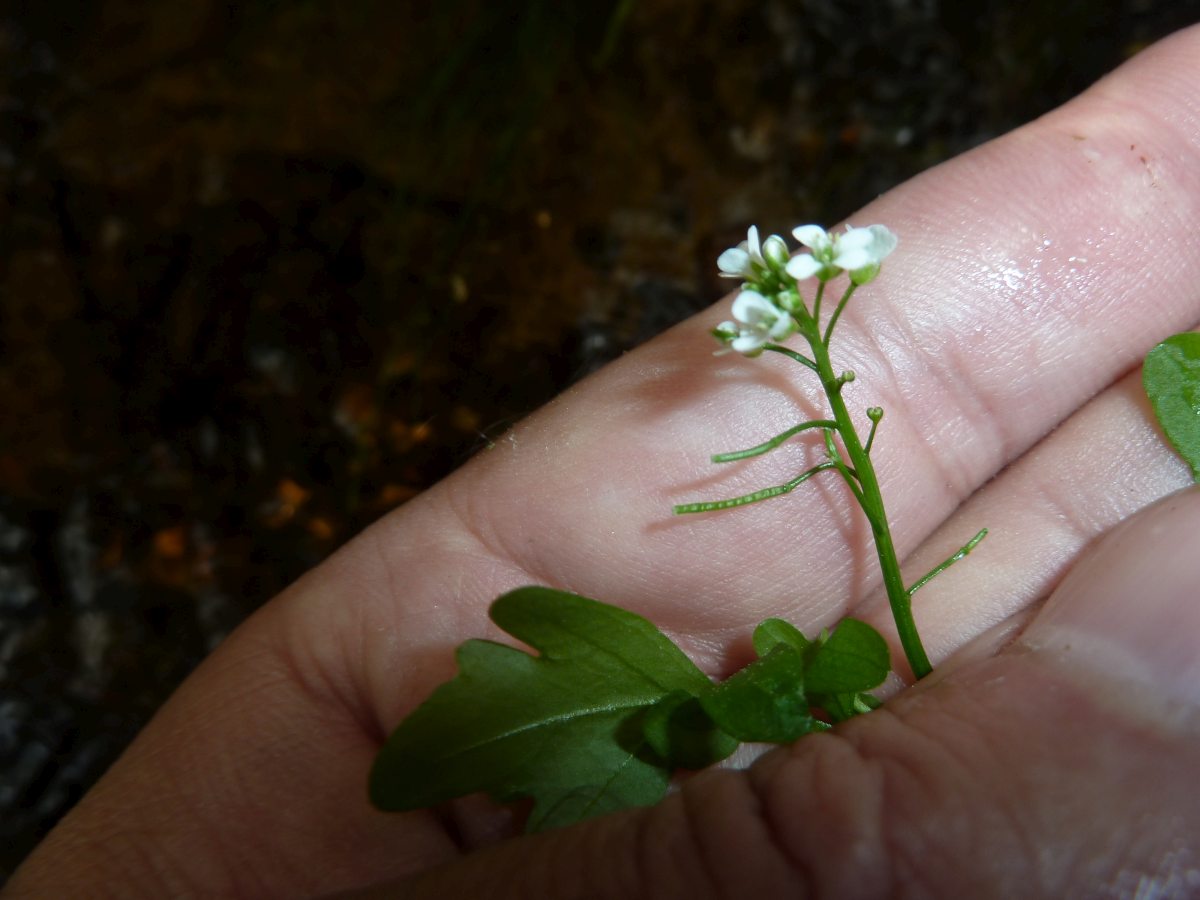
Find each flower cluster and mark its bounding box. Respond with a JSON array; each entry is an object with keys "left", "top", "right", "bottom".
[
  {"left": 714, "top": 223, "right": 897, "bottom": 356},
  {"left": 714, "top": 290, "right": 797, "bottom": 355}
]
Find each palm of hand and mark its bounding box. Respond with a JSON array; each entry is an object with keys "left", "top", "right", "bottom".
[{"left": 10, "top": 26, "right": 1200, "bottom": 900}]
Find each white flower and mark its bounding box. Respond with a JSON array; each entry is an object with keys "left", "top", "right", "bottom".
[
  {"left": 837, "top": 224, "right": 898, "bottom": 284},
  {"left": 786, "top": 223, "right": 897, "bottom": 283},
  {"left": 717, "top": 225, "right": 762, "bottom": 279},
  {"left": 717, "top": 225, "right": 789, "bottom": 280},
  {"left": 719, "top": 290, "right": 797, "bottom": 355}
]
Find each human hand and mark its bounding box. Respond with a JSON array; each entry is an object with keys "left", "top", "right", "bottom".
[{"left": 9, "top": 25, "right": 1200, "bottom": 900}]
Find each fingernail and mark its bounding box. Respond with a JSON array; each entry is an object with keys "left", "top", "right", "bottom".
[{"left": 1022, "top": 487, "right": 1200, "bottom": 714}]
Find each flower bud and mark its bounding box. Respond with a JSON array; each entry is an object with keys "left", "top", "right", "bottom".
[
  {"left": 763, "top": 234, "right": 790, "bottom": 270},
  {"left": 776, "top": 289, "right": 803, "bottom": 315},
  {"left": 712, "top": 321, "right": 739, "bottom": 343}
]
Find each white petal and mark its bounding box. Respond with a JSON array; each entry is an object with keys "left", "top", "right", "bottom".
[
  {"left": 835, "top": 224, "right": 897, "bottom": 272},
  {"left": 768, "top": 314, "right": 796, "bottom": 340},
  {"left": 791, "top": 224, "right": 829, "bottom": 250},
  {"left": 836, "top": 226, "right": 874, "bottom": 252},
  {"left": 731, "top": 332, "right": 767, "bottom": 354},
  {"left": 785, "top": 254, "right": 821, "bottom": 280},
  {"left": 746, "top": 225, "right": 763, "bottom": 264},
  {"left": 731, "top": 290, "right": 776, "bottom": 324},
  {"left": 866, "top": 224, "right": 898, "bottom": 260},
  {"left": 717, "top": 247, "right": 752, "bottom": 276},
  {"left": 833, "top": 247, "right": 872, "bottom": 271}
]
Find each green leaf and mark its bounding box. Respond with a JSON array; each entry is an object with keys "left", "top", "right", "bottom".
[
  {"left": 700, "top": 646, "right": 819, "bottom": 743},
  {"left": 1144, "top": 333, "right": 1200, "bottom": 481},
  {"left": 369, "top": 587, "right": 715, "bottom": 831},
  {"left": 530, "top": 783, "right": 644, "bottom": 833},
  {"left": 815, "top": 690, "right": 882, "bottom": 724},
  {"left": 488, "top": 587, "right": 715, "bottom": 695},
  {"left": 752, "top": 617, "right": 811, "bottom": 657},
  {"left": 744, "top": 617, "right": 888, "bottom": 730},
  {"left": 642, "top": 689, "right": 739, "bottom": 771},
  {"left": 804, "top": 618, "right": 890, "bottom": 695}
]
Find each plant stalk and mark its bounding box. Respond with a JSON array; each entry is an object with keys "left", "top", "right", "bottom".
[{"left": 804, "top": 301, "right": 933, "bottom": 680}]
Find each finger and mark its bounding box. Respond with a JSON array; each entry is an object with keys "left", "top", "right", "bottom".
[
  {"left": 859, "top": 364, "right": 1191, "bottom": 679},
  {"left": 433, "top": 24, "right": 1200, "bottom": 651},
  {"left": 348, "top": 487, "right": 1200, "bottom": 900}
]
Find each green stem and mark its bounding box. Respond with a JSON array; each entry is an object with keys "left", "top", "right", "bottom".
[
  {"left": 822, "top": 425, "right": 864, "bottom": 506},
  {"left": 823, "top": 284, "right": 857, "bottom": 346},
  {"left": 907, "top": 528, "right": 988, "bottom": 596},
  {"left": 811, "top": 280, "right": 826, "bottom": 327},
  {"left": 763, "top": 345, "right": 817, "bottom": 371},
  {"left": 806, "top": 316, "right": 933, "bottom": 679},
  {"left": 863, "top": 411, "right": 882, "bottom": 455},
  {"left": 712, "top": 420, "right": 838, "bottom": 462}
]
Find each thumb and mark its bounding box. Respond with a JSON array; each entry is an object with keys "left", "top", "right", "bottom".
[{"left": 346, "top": 488, "right": 1200, "bottom": 900}]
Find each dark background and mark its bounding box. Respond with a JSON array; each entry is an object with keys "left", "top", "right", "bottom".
[{"left": 2, "top": 0, "right": 1198, "bottom": 879}]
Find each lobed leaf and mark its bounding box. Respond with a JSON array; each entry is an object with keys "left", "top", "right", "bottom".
[{"left": 369, "top": 587, "right": 714, "bottom": 831}]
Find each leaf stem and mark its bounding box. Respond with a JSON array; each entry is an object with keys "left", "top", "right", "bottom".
[
  {"left": 863, "top": 409, "right": 883, "bottom": 455},
  {"left": 711, "top": 420, "right": 839, "bottom": 462},
  {"left": 811, "top": 280, "right": 826, "bottom": 326},
  {"left": 823, "top": 284, "right": 857, "bottom": 346},
  {"left": 822, "top": 425, "right": 864, "bottom": 505},
  {"left": 906, "top": 528, "right": 989, "bottom": 597},
  {"left": 763, "top": 345, "right": 818, "bottom": 371}
]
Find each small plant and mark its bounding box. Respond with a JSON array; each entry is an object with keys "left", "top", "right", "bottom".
[
  {"left": 369, "top": 221, "right": 995, "bottom": 832},
  {"left": 691, "top": 223, "right": 986, "bottom": 679}
]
